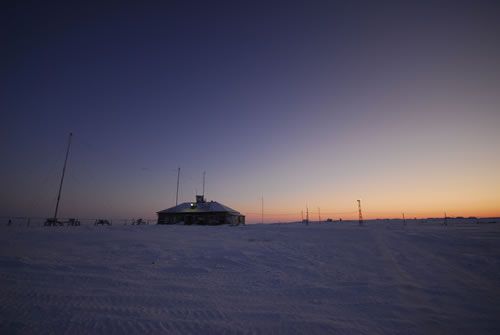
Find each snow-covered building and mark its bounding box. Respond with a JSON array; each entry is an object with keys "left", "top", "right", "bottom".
[{"left": 157, "top": 195, "right": 245, "bottom": 225}]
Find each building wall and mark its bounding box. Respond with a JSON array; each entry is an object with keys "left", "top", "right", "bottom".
[{"left": 157, "top": 213, "right": 245, "bottom": 225}]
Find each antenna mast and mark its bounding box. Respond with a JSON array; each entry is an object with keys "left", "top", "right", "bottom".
[
  {"left": 357, "top": 199, "right": 363, "bottom": 226},
  {"left": 53, "top": 132, "right": 72, "bottom": 220},
  {"left": 175, "top": 167, "right": 180, "bottom": 206},
  {"left": 261, "top": 196, "right": 264, "bottom": 224},
  {"left": 202, "top": 171, "right": 206, "bottom": 198}
]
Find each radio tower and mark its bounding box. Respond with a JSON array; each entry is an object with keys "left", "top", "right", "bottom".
[
  {"left": 357, "top": 200, "right": 363, "bottom": 226},
  {"left": 53, "top": 132, "right": 72, "bottom": 222},
  {"left": 306, "top": 205, "right": 309, "bottom": 225}
]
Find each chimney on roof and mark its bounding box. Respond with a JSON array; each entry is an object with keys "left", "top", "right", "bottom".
[{"left": 196, "top": 195, "right": 205, "bottom": 203}]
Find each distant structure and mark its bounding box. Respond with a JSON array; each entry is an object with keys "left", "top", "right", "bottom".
[
  {"left": 303, "top": 205, "right": 309, "bottom": 225},
  {"left": 45, "top": 132, "right": 73, "bottom": 226},
  {"left": 175, "top": 167, "right": 180, "bottom": 206},
  {"left": 95, "top": 219, "right": 111, "bottom": 226},
  {"left": 261, "top": 196, "right": 264, "bottom": 224},
  {"left": 67, "top": 218, "right": 80, "bottom": 226},
  {"left": 157, "top": 195, "right": 245, "bottom": 225},
  {"left": 132, "top": 218, "right": 148, "bottom": 225},
  {"left": 357, "top": 200, "right": 363, "bottom": 225}
]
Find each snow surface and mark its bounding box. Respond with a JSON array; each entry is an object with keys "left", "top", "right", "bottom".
[{"left": 1, "top": 221, "right": 500, "bottom": 334}]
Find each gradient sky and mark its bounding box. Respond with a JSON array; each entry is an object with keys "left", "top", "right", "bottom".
[{"left": 1, "top": 1, "right": 500, "bottom": 223}]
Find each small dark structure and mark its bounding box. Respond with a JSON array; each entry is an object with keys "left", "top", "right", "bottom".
[
  {"left": 44, "top": 218, "right": 80, "bottom": 226},
  {"left": 133, "top": 218, "right": 148, "bottom": 225},
  {"left": 157, "top": 195, "right": 245, "bottom": 225},
  {"left": 44, "top": 218, "right": 62, "bottom": 226},
  {"left": 95, "top": 219, "right": 112, "bottom": 226},
  {"left": 66, "top": 218, "right": 80, "bottom": 226}
]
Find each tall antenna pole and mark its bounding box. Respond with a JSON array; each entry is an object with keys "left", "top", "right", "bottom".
[
  {"left": 301, "top": 210, "right": 303, "bottom": 222},
  {"left": 402, "top": 212, "right": 406, "bottom": 225},
  {"left": 175, "top": 167, "right": 180, "bottom": 206},
  {"left": 53, "top": 132, "right": 72, "bottom": 220},
  {"left": 202, "top": 171, "right": 206, "bottom": 198},
  {"left": 261, "top": 196, "right": 264, "bottom": 224},
  {"left": 318, "top": 207, "right": 321, "bottom": 223},
  {"left": 306, "top": 205, "right": 309, "bottom": 224},
  {"left": 357, "top": 199, "right": 363, "bottom": 226}
]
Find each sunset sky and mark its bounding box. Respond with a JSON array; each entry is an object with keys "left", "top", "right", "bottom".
[{"left": 1, "top": 1, "right": 499, "bottom": 223}]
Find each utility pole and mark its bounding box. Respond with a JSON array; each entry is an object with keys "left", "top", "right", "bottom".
[
  {"left": 402, "top": 212, "right": 406, "bottom": 225},
  {"left": 444, "top": 211, "right": 447, "bottom": 226},
  {"left": 53, "top": 132, "right": 72, "bottom": 220},
  {"left": 318, "top": 207, "right": 321, "bottom": 223},
  {"left": 175, "top": 167, "right": 180, "bottom": 206},
  {"left": 301, "top": 210, "right": 303, "bottom": 222},
  {"left": 357, "top": 200, "right": 363, "bottom": 226}
]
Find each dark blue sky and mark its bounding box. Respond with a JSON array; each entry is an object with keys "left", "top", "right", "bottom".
[{"left": 2, "top": 1, "right": 500, "bottom": 221}]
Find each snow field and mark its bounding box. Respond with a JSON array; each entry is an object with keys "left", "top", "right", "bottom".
[{"left": 1, "top": 221, "right": 500, "bottom": 334}]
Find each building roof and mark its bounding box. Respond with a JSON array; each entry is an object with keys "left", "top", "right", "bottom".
[{"left": 157, "top": 200, "right": 242, "bottom": 215}]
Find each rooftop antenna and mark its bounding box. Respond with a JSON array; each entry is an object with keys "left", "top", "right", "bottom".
[
  {"left": 202, "top": 171, "right": 206, "bottom": 198},
  {"left": 175, "top": 167, "right": 180, "bottom": 206},
  {"left": 357, "top": 199, "right": 363, "bottom": 226},
  {"left": 53, "top": 132, "right": 72, "bottom": 220}
]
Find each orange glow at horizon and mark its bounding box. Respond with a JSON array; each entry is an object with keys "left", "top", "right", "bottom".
[{"left": 242, "top": 207, "right": 500, "bottom": 224}]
